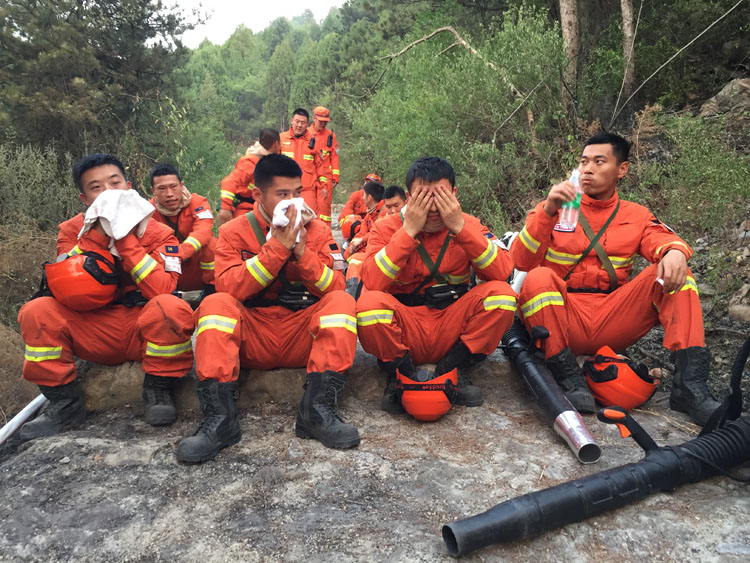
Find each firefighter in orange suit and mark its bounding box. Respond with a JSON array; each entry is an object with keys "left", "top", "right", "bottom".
[
  {"left": 343, "top": 181, "right": 388, "bottom": 296},
  {"left": 218, "top": 128, "right": 281, "bottom": 226},
  {"left": 177, "top": 154, "right": 359, "bottom": 463},
  {"left": 307, "top": 106, "right": 340, "bottom": 225},
  {"left": 149, "top": 163, "right": 216, "bottom": 292},
  {"left": 279, "top": 108, "right": 325, "bottom": 212},
  {"left": 338, "top": 173, "right": 382, "bottom": 231},
  {"left": 356, "top": 157, "right": 517, "bottom": 413},
  {"left": 510, "top": 132, "right": 719, "bottom": 425},
  {"left": 17, "top": 154, "right": 194, "bottom": 440}
]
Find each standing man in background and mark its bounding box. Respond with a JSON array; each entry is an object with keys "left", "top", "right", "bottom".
[
  {"left": 308, "top": 106, "right": 340, "bottom": 227},
  {"left": 280, "top": 108, "right": 325, "bottom": 213},
  {"left": 218, "top": 128, "right": 281, "bottom": 226}
]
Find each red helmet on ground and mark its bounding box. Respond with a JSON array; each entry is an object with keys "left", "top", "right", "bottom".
[
  {"left": 364, "top": 173, "right": 382, "bottom": 183},
  {"left": 45, "top": 250, "right": 120, "bottom": 311},
  {"left": 340, "top": 215, "right": 362, "bottom": 241},
  {"left": 583, "top": 346, "right": 660, "bottom": 410},
  {"left": 396, "top": 367, "right": 458, "bottom": 421}
]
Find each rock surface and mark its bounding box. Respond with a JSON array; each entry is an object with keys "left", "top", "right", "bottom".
[
  {"left": 2, "top": 347, "right": 749, "bottom": 562},
  {"left": 729, "top": 284, "right": 750, "bottom": 323},
  {"left": 700, "top": 78, "right": 750, "bottom": 116}
]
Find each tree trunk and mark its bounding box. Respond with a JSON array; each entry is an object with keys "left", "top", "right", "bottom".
[
  {"left": 559, "top": 0, "right": 578, "bottom": 112},
  {"left": 620, "top": 0, "right": 636, "bottom": 100}
]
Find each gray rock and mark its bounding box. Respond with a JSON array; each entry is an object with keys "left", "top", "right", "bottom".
[
  {"left": 728, "top": 284, "right": 750, "bottom": 323},
  {"left": 700, "top": 78, "right": 750, "bottom": 116}
]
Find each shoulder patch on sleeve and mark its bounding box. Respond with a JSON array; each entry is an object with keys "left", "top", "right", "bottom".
[
  {"left": 165, "top": 245, "right": 180, "bottom": 254},
  {"left": 329, "top": 243, "right": 340, "bottom": 251},
  {"left": 196, "top": 209, "right": 213, "bottom": 220}
]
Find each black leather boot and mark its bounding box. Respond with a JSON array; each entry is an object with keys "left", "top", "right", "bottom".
[
  {"left": 176, "top": 380, "right": 241, "bottom": 463},
  {"left": 142, "top": 374, "right": 177, "bottom": 426},
  {"left": 377, "top": 352, "right": 417, "bottom": 414},
  {"left": 670, "top": 346, "right": 721, "bottom": 427},
  {"left": 435, "top": 340, "right": 485, "bottom": 407},
  {"left": 546, "top": 347, "right": 596, "bottom": 413},
  {"left": 19, "top": 380, "right": 86, "bottom": 440},
  {"left": 295, "top": 371, "right": 360, "bottom": 448}
]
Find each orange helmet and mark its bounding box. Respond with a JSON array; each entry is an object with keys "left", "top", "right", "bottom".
[
  {"left": 396, "top": 367, "right": 458, "bottom": 421},
  {"left": 45, "top": 250, "right": 120, "bottom": 311},
  {"left": 364, "top": 173, "right": 381, "bottom": 183},
  {"left": 340, "top": 214, "right": 362, "bottom": 241},
  {"left": 583, "top": 346, "right": 660, "bottom": 410}
]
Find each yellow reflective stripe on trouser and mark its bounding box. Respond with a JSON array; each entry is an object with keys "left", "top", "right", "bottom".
[
  {"left": 518, "top": 226, "right": 541, "bottom": 254},
  {"left": 145, "top": 340, "right": 192, "bottom": 357},
  {"left": 483, "top": 295, "right": 517, "bottom": 312},
  {"left": 131, "top": 254, "right": 157, "bottom": 284},
  {"left": 544, "top": 248, "right": 582, "bottom": 266},
  {"left": 520, "top": 291, "right": 565, "bottom": 318},
  {"left": 199, "top": 261, "right": 215, "bottom": 270},
  {"left": 472, "top": 239, "right": 498, "bottom": 270},
  {"left": 357, "top": 309, "right": 394, "bottom": 327},
  {"left": 246, "top": 256, "right": 273, "bottom": 287},
  {"left": 281, "top": 151, "right": 294, "bottom": 158},
  {"left": 184, "top": 236, "right": 202, "bottom": 253},
  {"left": 196, "top": 315, "right": 237, "bottom": 336},
  {"left": 220, "top": 190, "right": 236, "bottom": 202},
  {"left": 375, "top": 248, "right": 399, "bottom": 279},
  {"left": 67, "top": 245, "right": 82, "bottom": 257},
  {"left": 320, "top": 314, "right": 357, "bottom": 334},
  {"left": 320, "top": 214, "right": 332, "bottom": 222},
  {"left": 24, "top": 345, "right": 63, "bottom": 362},
  {"left": 669, "top": 276, "right": 699, "bottom": 296},
  {"left": 318, "top": 176, "right": 328, "bottom": 182},
  {"left": 332, "top": 169, "right": 340, "bottom": 175},
  {"left": 314, "top": 266, "right": 334, "bottom": 292},
  {"left": 303, "top": 154, "right": 314, "bottom": 161}
]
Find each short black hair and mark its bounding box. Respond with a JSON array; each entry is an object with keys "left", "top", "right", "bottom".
[
  {"left": 384, "top": 185, "right": 406, "bottom": 201},
  {"left": 259, "top": 128, "right": 280, "bottom": 150},
  {"left": 583, "top": 132, "right": 631, "bottom": 163},
  {"left": 363, "top": 181, "right": 385, "bottom": 202},
  {"left": 405, "top": 157, "right": 455, "bottom": 191},
  {"left": 149, "top": 163, "right": 182, "bottom": 186},
  {"left": 292, "top": 108, "right": 309, "bottom": 120},
  {"left": 254, "top": 154, "right": 302, "bottom": 190},
  {"left": 72, "top": 153, "right": 127, "bottom": 193}
]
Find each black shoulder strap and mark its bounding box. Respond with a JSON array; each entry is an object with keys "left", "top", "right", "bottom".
[
  {"left": 563, "top": 200, "right": 620, "bottom": 291},
  {"left": 578, "top": 212, "right": 618, "bottom": 292},
  {"left": 163, "top": 215, "right": 186, "bottom": 243},
  {"left": 411, "top": 234, "right": 452, "bottom": 295},
  {"left": 246, "top": 210, "right": 292, "bottom": 288}
]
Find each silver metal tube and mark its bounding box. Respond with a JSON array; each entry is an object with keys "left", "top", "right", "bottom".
[
  {"left": 554, "top": 409, "right": 602, "bottom": 464},
  {"left": 0, "top": 394, "right": 46, "bottom": 447}
]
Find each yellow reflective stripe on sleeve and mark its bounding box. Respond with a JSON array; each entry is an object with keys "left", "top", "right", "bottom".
[
  {"left": 318, "top": 176, "right": 328, "bottom": 182},
  {"left": 518, "top": 226, "right": 541, "bottom": 254},
  {"left": 608, "top": 254, "right": 636, "bottom": 269},
  {"left": 655, "top": 241, "right": 690, "bottom": 258},
  {"left": 669, "top": 276, "right": 699, "bottom": 296},
  {"left": 472, "top": 239, "right": 498, "bottom": 270},
  {"left": 320, "top": 314, "right": 357, "bottom": 334},
  {"left": 319, "top": 214, "right": 332, "bottom": 222},
  {"left": 483, "top": 295, "right": 518, "bottom": 312},
  {"left": 356, "top": 309, "right": 394, "bottom": 326},
  {"left": 145, "top": 340, "right": 192, "bottom": 357},
  {"left": 220, "top": 190, "right": 236, "bottom": 202},
  {"left": 24, "top": 345, "right": 63, "bottom": 362},
  {"left": 444, "top": 273, "right": 470, "bottom": 284},
  {"left": 544, "top": 248, "right": 582, "bottom": 265},
  {"left": 347, "top": 256, "right": 363, "bottom": 265},
  {"left": 67, "top": 245, "right": 82, "bottom": 257},
  {"left": 375, "top": 248, "right": 399, "bottom": 279},
  {"left": 196, "top": 315, "right": 238, "bottom": 336},
  {"left": 339, "top": 214, "right": 353, "bottom": 228},
  {"left": 303, "top": 154, "right": 314, "bottom": 161},
  {"left": 314, "top": 266, "right": 334, "bottom": 292},
  {"left": 332, "top": 169, "right": 340, "bottom": 175},
  {"left": 131, "top": 254, "right": 157, "bottom": 284},
  {"left": 281, "top": 151, "right": 294, "bottom": 158},
  {"left": 520, "top": 291, "right": 565, "bottom": 318},
  {"left": 245, "top": 256, "right": 273, "bottom": 287},
  {"left": 185, "top": 236, "right": 202, "bottom": 253},
  {"left": 199, "top": 261, "right": 215, "bottom": 270}
]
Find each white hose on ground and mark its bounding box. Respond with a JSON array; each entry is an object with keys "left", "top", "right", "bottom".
[{"left": 0, "top": 394, "right": 46, "bottom": 447}]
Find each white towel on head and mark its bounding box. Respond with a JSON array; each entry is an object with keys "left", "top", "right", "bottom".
[
  {"left": 78, "top": 190, "right": 155, "bottom": 257},
  {"left": 269, "top": 198, "right": 316, "bottom": 244}
]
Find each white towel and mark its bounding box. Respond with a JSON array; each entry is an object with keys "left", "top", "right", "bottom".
[
  {"left": 78, "top": 190, "right": 155, "bottom": 257},
  {"left": 269, "top": 198, "right": 316, "bottom": 244}
]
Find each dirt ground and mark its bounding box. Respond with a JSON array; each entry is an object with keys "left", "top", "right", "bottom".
[{"left": 1, "top": 345, "right": 749, "bottom": 562}]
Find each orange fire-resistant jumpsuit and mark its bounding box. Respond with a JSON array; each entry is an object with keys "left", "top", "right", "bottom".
[
  {"left": 280, "top": 128, "right": 325, "bottom": 213},
  {"left": 344, "top": 200, "right": 385, "bottom": 283},
  {"left": 510, "top": 191, "right": 704, "bottom": 358},
  {"left": 308, "top": 124, "right": 340, "bottom": 225},
  {"left": 150, "top": 193, "right": 216, "bottom": 291},
  {"left": 356, "top": 213, "right": 517, "bottom": 364},
  {"left": 339, "top": 189, "right": 367, "bottom": 230},
  {"left": 219, "top": 153, "right": 262, "bottom": 217},
  {"left": 193, "top": 210, "right": 355, "bottom": 383},
  {"left": 18, "top": 215, "right": 194, "bottom": 387}
]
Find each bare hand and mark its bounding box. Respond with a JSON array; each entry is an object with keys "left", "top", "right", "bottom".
[
  {"left": 543, "top": 180, "right": 578, "bottom": 216},
  {"left": 402, "top": 185, "right": 431, "bottom": 238},
  {"left": 93, "top": 219, "right": 107, "bottom": 236},
  {"left": 432, "top": 184, "right": 464, "bottom": 234},
  {"left": 349, "top": 237, "right": 363, "bottom": 252},
  {"left": 217, "top": 209, "right": 232, "bottom": 226},
  {"left": 293, "top": 223, "right": 307, "bottom": 260},
  {"left": 321, "top": 187, "right": 329, "bottom": 201},
  {"left": 657, "top": 249, "right": 688, "bottom": 293},
  {"left": 272, "top": 205, "right": 302, "bottom": 251}
]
